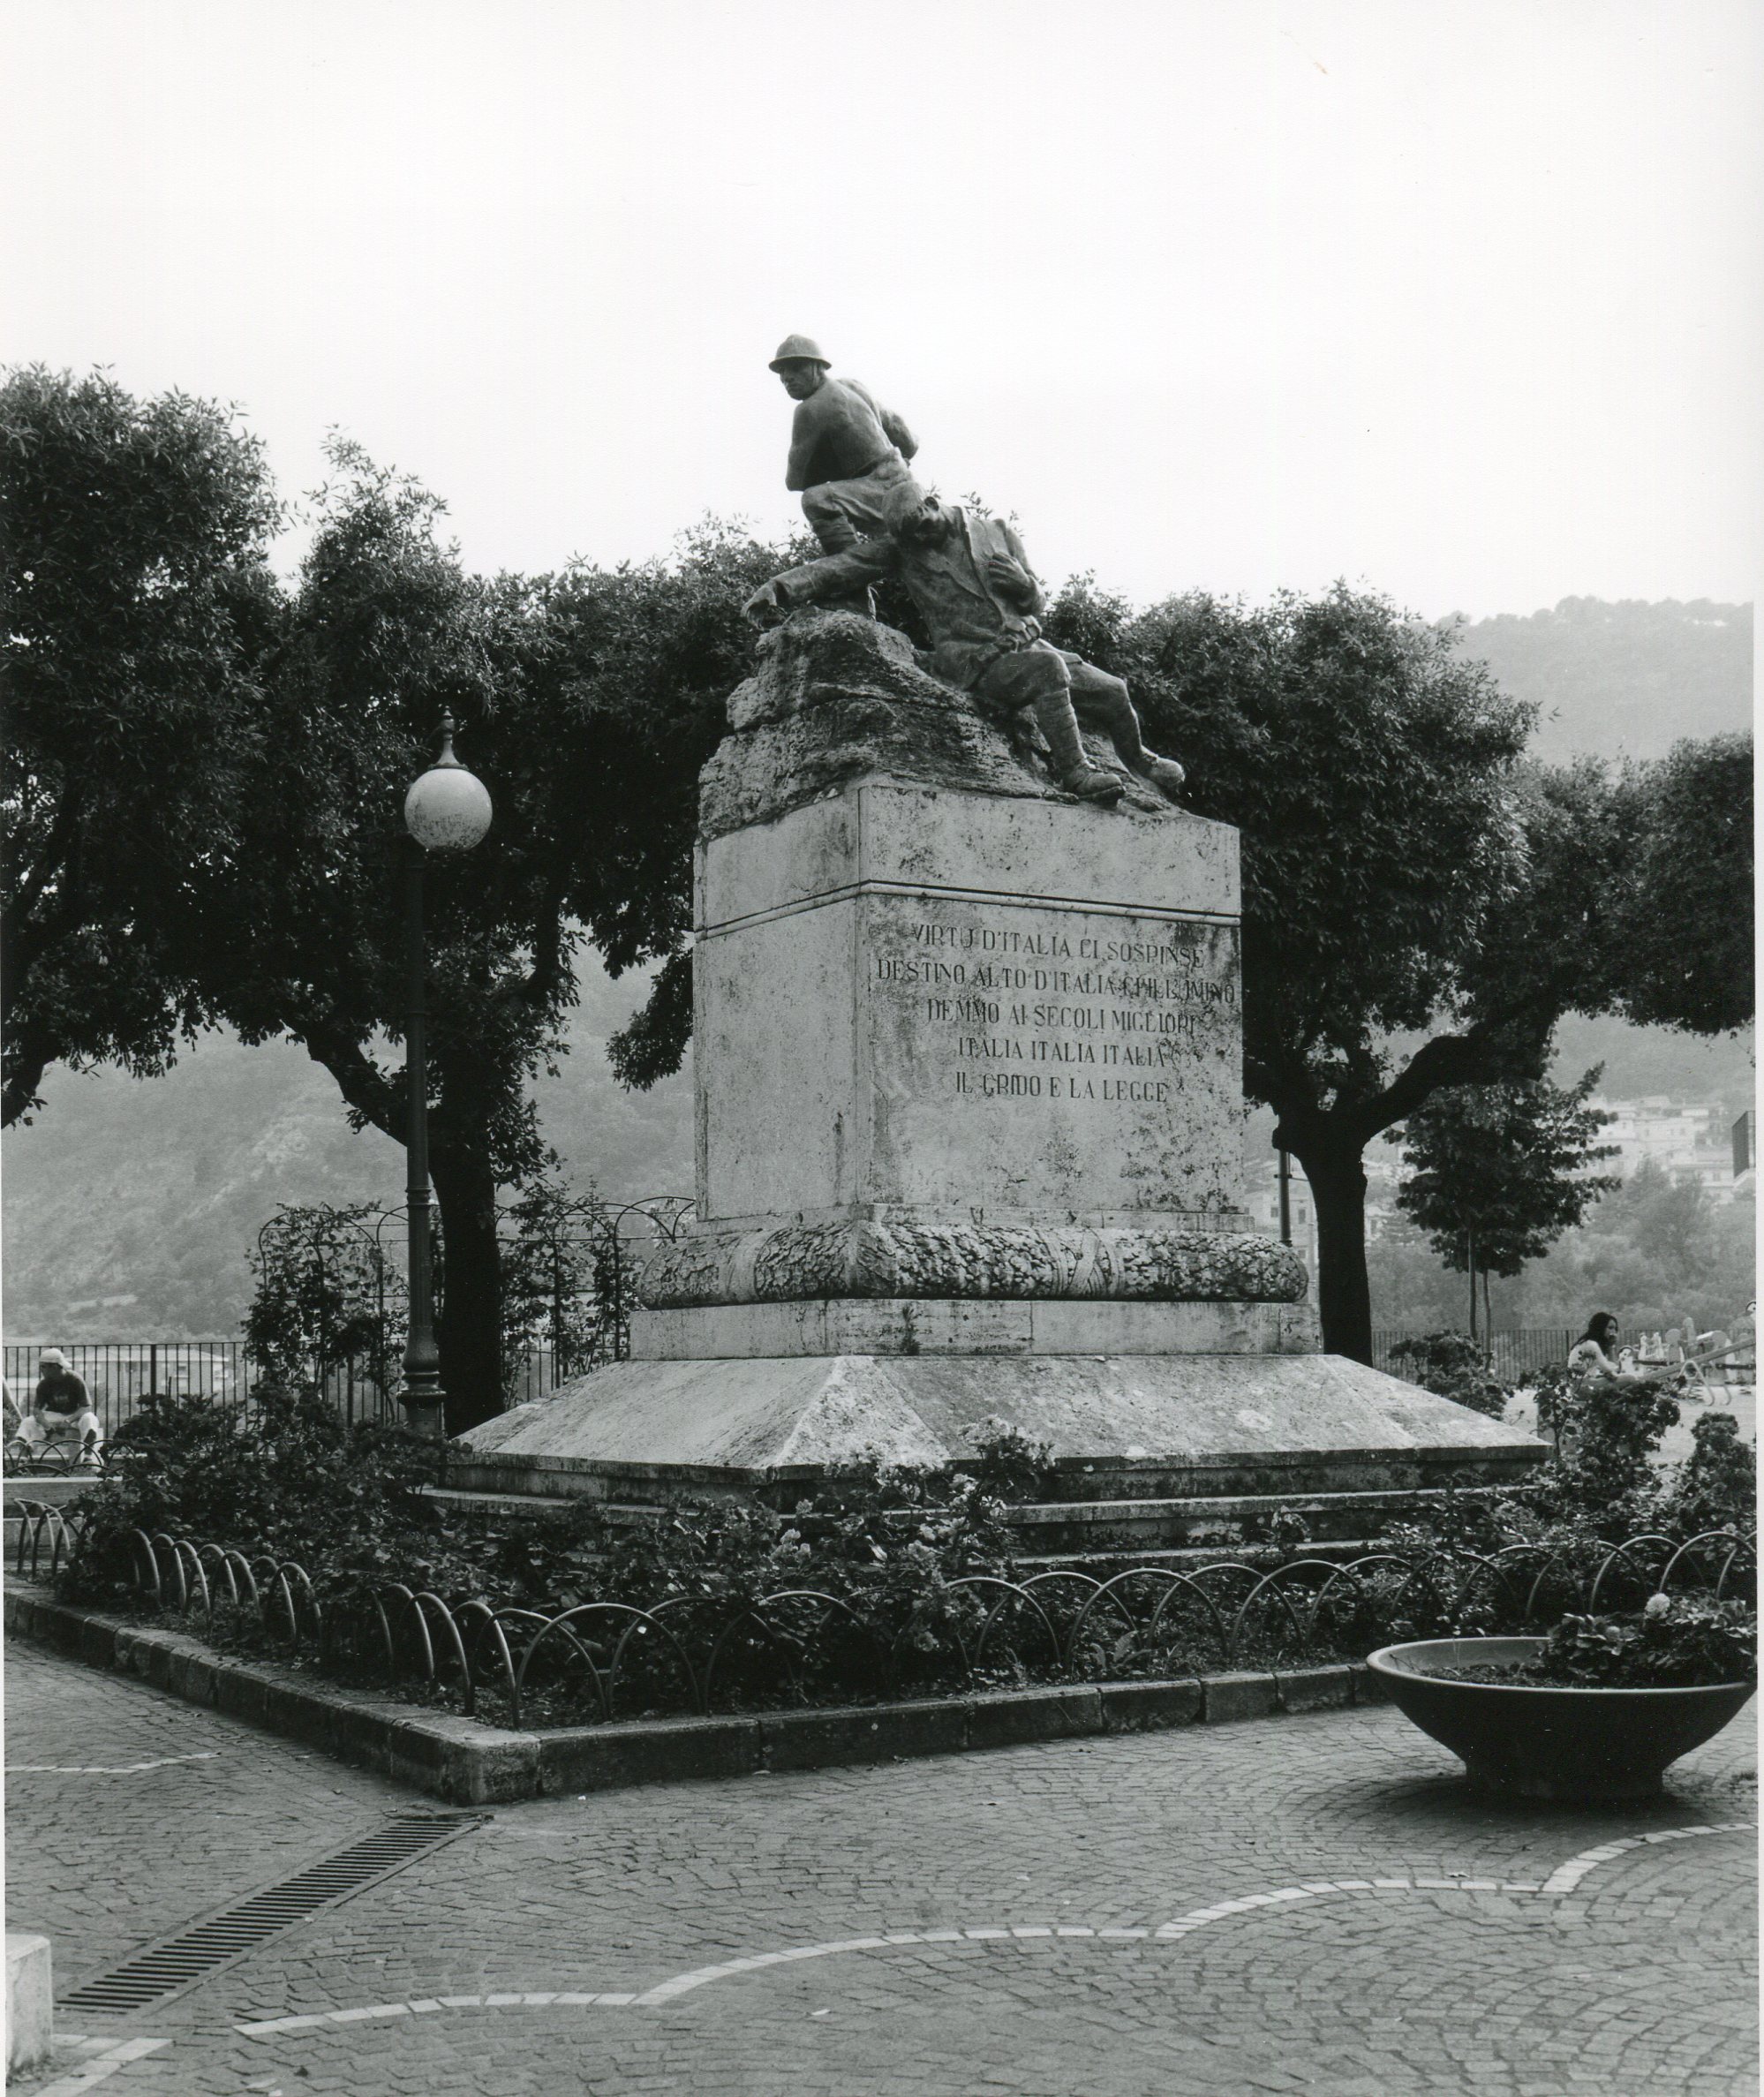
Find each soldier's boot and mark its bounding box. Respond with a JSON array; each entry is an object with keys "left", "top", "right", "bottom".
[
  {"left": 1135, "top": 751, "right": 1187, "bottom": 799},
  {"left": 1037, "top": 698, "right": 1124, "bottom": 803},
  {"left": 1099, "top": 706, "right": 1187, "bottom": 800}
]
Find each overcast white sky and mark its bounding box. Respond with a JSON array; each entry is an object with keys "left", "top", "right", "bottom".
[{"left": 5, "top": 0, "right": 1761, "bottom": 620}]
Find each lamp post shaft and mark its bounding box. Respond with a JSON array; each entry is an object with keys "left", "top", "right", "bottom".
[{"left": 402, "top": 840, "right": 446, "bottom": 1435}]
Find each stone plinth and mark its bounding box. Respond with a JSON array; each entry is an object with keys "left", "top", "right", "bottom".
[
  {"left": 451, "top": 1350, "right": 1543, "bottom": 1501},
  {"left": 456, "top": 614, "right": 1546, "bottom": 1501},
  {"left": 696, "top": 776, "right": 1244, "bottom": 1233}
]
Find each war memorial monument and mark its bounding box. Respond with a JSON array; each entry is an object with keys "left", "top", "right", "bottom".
[{"left": 454, "top": 341, "right": 1544, "bottom": 1522}]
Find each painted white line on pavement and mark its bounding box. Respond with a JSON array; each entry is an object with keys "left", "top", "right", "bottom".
[
  {"left": 233, "top": 1820, "right": 1758, "bottom": 2034},
  {"left": 7, "top": 1752, "right": 221, "bottom": 1775},
  {"left": 1540, "top": 1820, "right": 1753, "bottom": 1896},
  {"left": 34, "top": 2036, "right": 170, "bottom": 2096}
]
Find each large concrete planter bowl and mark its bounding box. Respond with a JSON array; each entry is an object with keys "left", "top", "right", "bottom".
[{"left": 1368, "top": 1637, "right": 1755, "bottom": 1802}]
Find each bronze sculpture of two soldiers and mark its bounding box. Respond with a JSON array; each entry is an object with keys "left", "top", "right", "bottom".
[{"left": 748, "top": 335, "right": 1185, "bottom": 808}]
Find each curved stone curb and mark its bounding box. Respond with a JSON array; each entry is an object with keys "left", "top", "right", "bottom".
[{"left": 4, "top": 1576, "right": 1386, "bottom": 1806}]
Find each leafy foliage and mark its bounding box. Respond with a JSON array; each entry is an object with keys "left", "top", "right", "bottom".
[
  {"left": 1396, "top": 1071, "right": 1619, "bottom": 1279},
  {"left": 1661, "top": 1409, "right": 1758, "bottom": 1535},
  {"left": 1610, "top": 735, "right": 1753, "bottom": 1035},
  {"left": 1, "top": 367, "right": 282, "bottom": 1124},
  {"left": 1521, "top": 1596, "right": 1755, "bottom": 1689},
  {"left": 63, "top": 1389, "right": 444, "bottom": 1603},
  {"left": 1525, "top": 1360, "right": 1682, "bottom": 1526},
  {"left": 1384, "top": 1331, "right": 1511, "bottom": 1418},
  {"left": 245, "top": 1202, "right": 406, "bottom": 1394}
]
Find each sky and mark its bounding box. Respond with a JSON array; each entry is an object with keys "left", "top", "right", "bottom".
[{"left": 4, "top": 0, "right": 1761, "bottom": 621}]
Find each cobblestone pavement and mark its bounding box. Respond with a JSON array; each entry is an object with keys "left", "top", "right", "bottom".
[{"left": 5, "top": 1636, "right": 1757, "bottom": 2096}]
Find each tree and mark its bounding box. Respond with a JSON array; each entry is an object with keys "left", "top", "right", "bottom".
[
  {"left": 1393, "top": 1071, "right": 1621, "bottom": 1339},
  {"left": 1037, "top": 583, "right": 1570, "bottom": 1359},
  {"left": 200, "top": 454, "right": 786, "bottom": 1431},
  {"left": 1609, "top": 734, "right": 1753, "bottom": 1035},
  {"left": 1032, "top": 584, "right": 1751, "bottom": 1360},
  {"left": 1, "top": 366, "right": 280, "bottom": 1123}
]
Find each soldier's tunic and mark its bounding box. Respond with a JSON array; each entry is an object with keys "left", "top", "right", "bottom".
[{"left": 787, "top": 376, "right": 919, "bottom": 553}]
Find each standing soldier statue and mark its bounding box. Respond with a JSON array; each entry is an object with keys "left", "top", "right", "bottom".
[{"left": 770, "top": 335, "right": 919, "bottom": 556}]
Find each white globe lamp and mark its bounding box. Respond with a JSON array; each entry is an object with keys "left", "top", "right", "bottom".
[{"left": 403, "top": 713, "right": 493, "bottom": 853}]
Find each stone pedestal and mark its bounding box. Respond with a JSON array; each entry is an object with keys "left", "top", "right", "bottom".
[
  {"left": 456, "top": 614, "right": 1545, "bottom": 1501},
  {"left": 6, "top": 1933, "right": 52, "bottom": 2078}
]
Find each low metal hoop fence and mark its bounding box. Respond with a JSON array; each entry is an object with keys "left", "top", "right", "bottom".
[{"left": 11, "top": 1512, "right": 1754, "bottom": 1730}]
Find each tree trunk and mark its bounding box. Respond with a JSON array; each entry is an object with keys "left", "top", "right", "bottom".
[
  {"left": 1293, "top": 1139, "right": 1375, "bottom": 1363},
  {"left": 1467, "top": 1229, "right": 1478, "bottom": 1342},
  {"left": 430, "top": 1143, "right": 504, "bottom": 1437}
]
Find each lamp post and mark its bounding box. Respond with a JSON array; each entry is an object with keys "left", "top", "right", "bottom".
[{"left": 400, "top": 712, "right": 493, "bottom": 1435}]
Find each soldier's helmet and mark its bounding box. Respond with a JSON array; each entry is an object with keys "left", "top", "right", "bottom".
[{"left": 768, "top": 335, "right": 830, "bottom": 371}]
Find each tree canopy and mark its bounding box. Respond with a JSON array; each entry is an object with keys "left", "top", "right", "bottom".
[
  {"left": 1, "top": 366, "right": 281, "bottom": 1123},
  {"left": 1608, "top": 733, "right": 1753, "bottom": 1036}
]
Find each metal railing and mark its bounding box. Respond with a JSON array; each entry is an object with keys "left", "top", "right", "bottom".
[
  {"left": 11, "top": 1501, "right": 1753, "bottom": 1732},
  {"left": 0, "top": 1339, "right": 637, "bottom": 1443},
  {"left": 3, "top": 1192, "right": 698, "bottom": 1439},
  {"left": 1374, "top": 1327, "right": 1756, "bottom": 1386}
]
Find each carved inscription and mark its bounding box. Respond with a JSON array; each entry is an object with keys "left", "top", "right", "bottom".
[{"left": 871, "top": 914, "right": 1237, "bottom": 1103}]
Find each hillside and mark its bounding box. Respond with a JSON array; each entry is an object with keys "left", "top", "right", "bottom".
[
  {"left": 1452, "top": 598, "right": 1752, "bottom": 764},
  {"left": 1, "top": 962, "right": 692, "bottom": 1339}
]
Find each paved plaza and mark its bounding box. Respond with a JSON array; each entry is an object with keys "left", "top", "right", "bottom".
[{"left": 4, "top": 1635, "right": 1757, "bottom": 2097}]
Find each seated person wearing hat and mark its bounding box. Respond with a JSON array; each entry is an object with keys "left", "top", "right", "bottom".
[
  {"left": 770, "top": 335, "right": 919, "bottom": 556},
  {"left": 14, "top": 1348, "right": 102, "bottom": 1465}
]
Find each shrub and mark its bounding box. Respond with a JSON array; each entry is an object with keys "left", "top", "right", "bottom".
[
  {"left": 1523, "top": 1362, "right": 1680, "bottom": 1531},
  {"left": 1386, "top": 1331, "right": 1511, "bottom": 1418},
  {"left": 958, "top": 1417, "right": 1054, "bottom": 1504},
  {"left": 1662, "top": 1409, "right": 1758, "bottom": 1535},
  {"left": 62, "top": 1389, "right": 450, "bottom": 1604},
  {"left": 1525, "top": 1595, "right": 1756, "bottom": 1689}
]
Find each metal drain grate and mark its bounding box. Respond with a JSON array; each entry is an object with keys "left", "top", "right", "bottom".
[{"left": 59, "top": 1810, "right": 484, "bottom": 2016}]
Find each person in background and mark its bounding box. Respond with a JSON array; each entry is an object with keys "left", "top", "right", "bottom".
[
  {"left": 14, "top": 1348, "right": 102, "bottom": 1465},
  {"left": 1566, "top": 1312, "right": 1645, "bottom": 1384}
]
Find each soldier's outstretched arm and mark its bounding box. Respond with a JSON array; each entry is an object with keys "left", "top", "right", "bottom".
[{"left": 743, "top": 540, "right": 898, "bottom": 624}]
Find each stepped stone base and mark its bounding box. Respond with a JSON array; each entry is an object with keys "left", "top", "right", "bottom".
[{"left": 450, "top": 1341, "right": 1547, "bottom": 1505}]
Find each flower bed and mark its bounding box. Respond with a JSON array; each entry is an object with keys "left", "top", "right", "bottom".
[{"left": 19, "top": 1389, "right": 1753, "bottom": 1734}]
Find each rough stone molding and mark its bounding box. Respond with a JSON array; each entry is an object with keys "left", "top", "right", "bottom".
[{"left": 639, "top": 1220, "right": 1308, "bottom": 1309}]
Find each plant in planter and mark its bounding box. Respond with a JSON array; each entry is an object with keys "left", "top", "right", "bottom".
[{"left": 1369, "top": 1593, "right": 1756, "bottom": 1801}]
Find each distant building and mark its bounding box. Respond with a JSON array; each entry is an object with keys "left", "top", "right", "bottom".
[
  {"left": 1245, "top": 1151, "right": 1403, "bottom": 1274},
  {"left": 1734, "top": 1109, "right": 1757, "bottom": 1196},
  {"left": 1592, "top": 1096, "right": 1748, "bottom": 1203}
]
